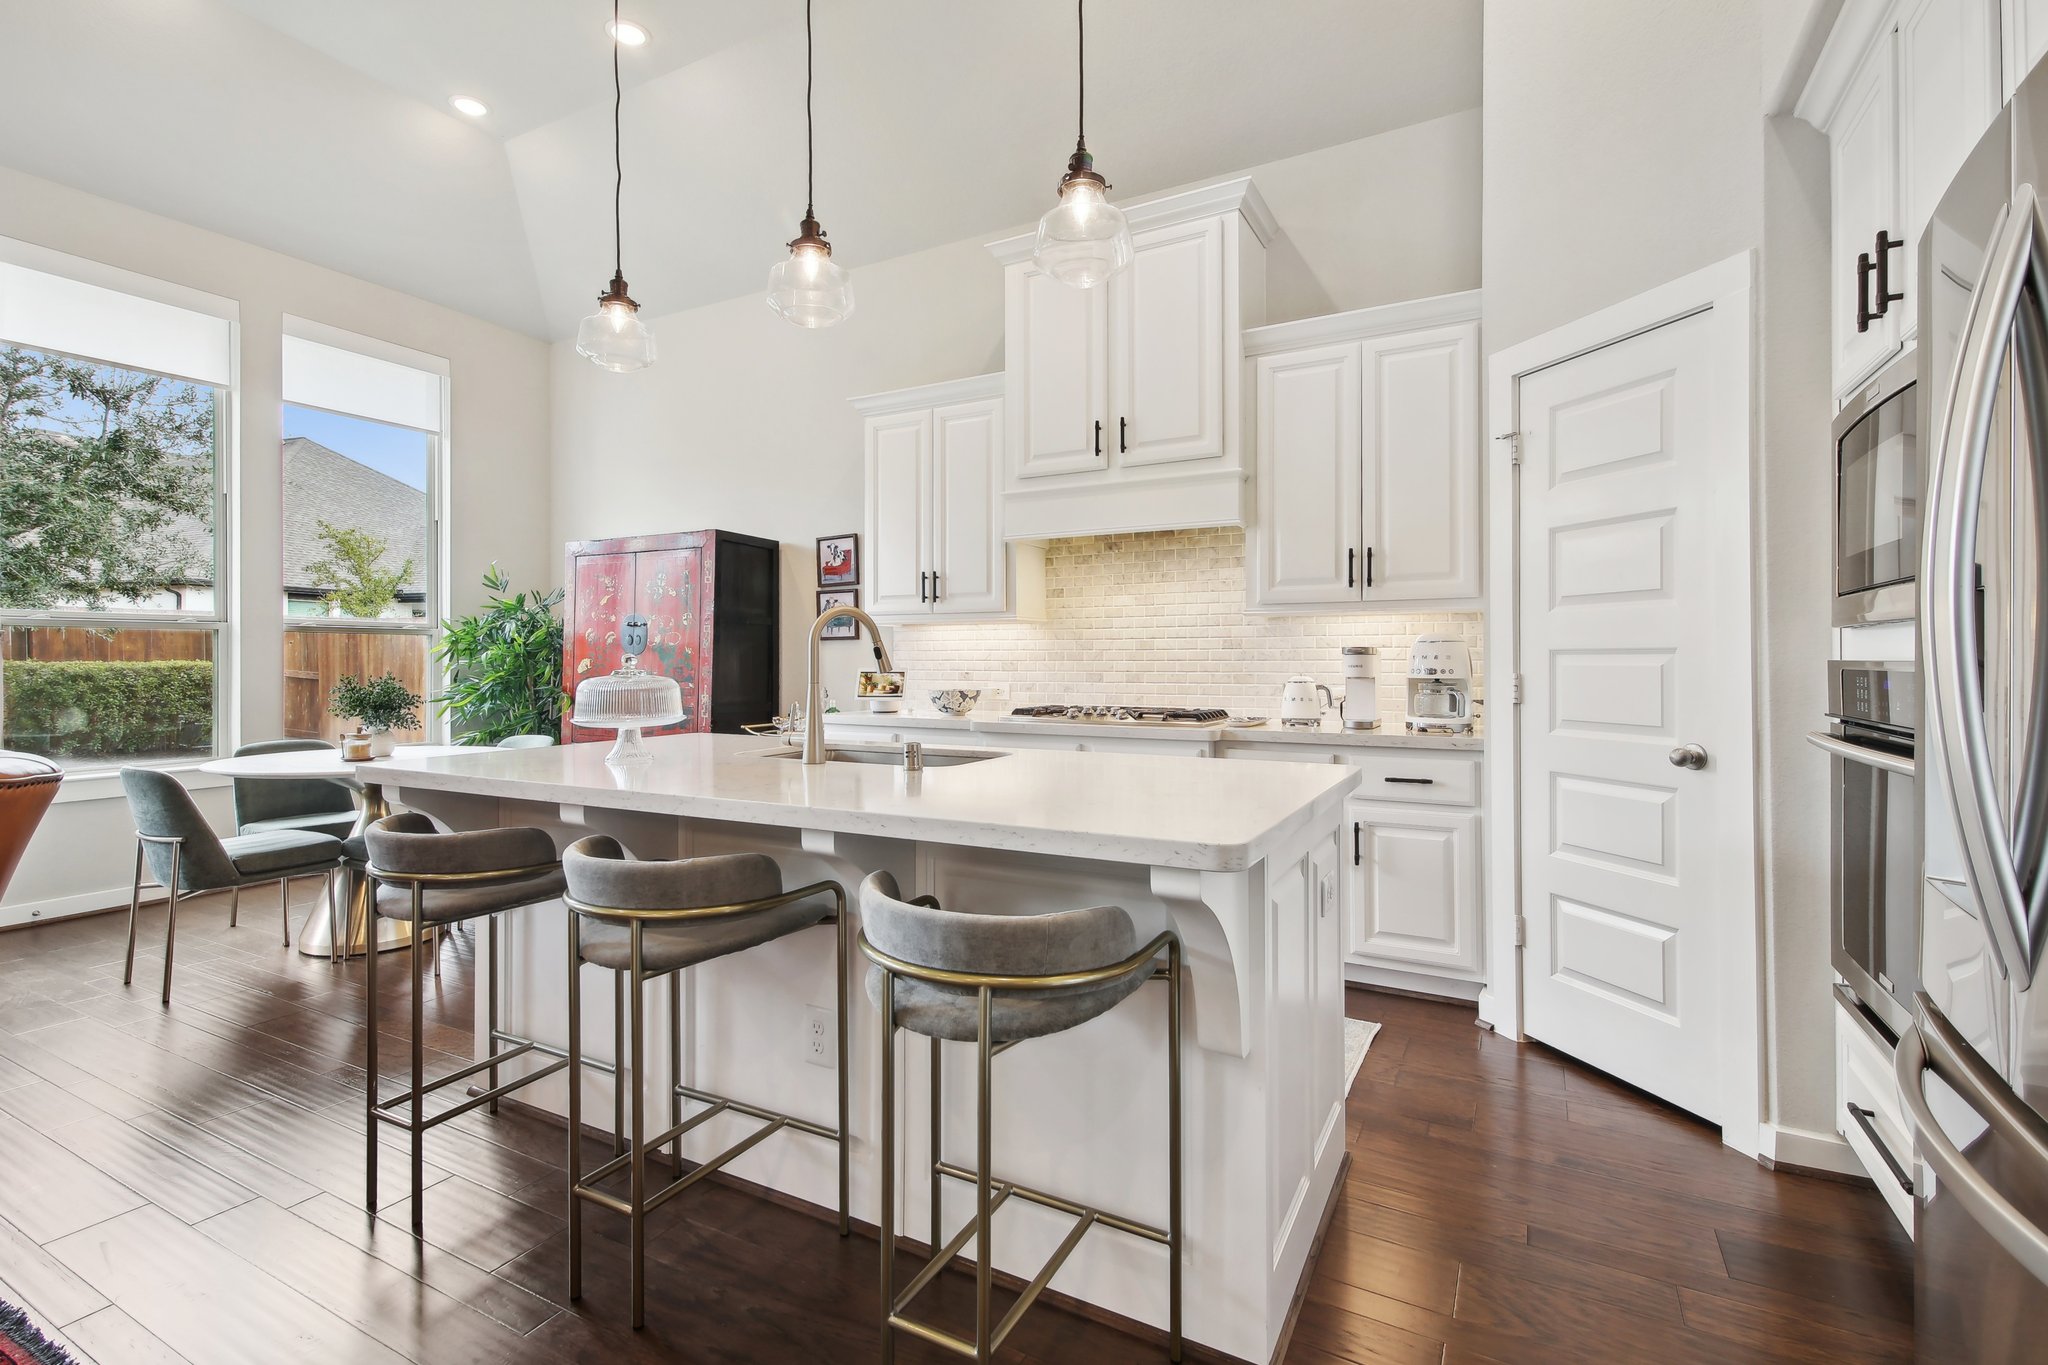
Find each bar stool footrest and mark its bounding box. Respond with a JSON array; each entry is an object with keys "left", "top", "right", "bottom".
[{"left": 890, "top": 1195, "right": 1102, "bottom": 1358}]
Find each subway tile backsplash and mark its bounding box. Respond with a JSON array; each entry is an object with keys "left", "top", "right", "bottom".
[{"left": 884, "top": 527, "right": 1484, "bottom": 721}]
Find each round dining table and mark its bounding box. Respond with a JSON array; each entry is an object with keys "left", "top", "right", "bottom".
[{"left": 197, "top": 744, "right": 468, "bottom": 957}]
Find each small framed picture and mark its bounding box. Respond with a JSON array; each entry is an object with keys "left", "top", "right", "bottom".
[
  {"left": 817, "top": 533, "right": 859, "bottom": 587},
  {"left": 817, "top": 588, "right": 860, "bottom": 640}
]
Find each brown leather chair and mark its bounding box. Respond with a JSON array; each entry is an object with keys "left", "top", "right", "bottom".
[{"left": 0, "top": 751, "right": 63, "bottom": 903}]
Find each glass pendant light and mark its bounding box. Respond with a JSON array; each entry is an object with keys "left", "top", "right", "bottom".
[
  {"left": 766, "top": 0, "right": 853, "bottom": 327},
  {"left": 577, "top": 0, "right": 657, "bottom": 371},
  {"left": 1032, "top": 0, "right": 1132, "bottom": 289}
]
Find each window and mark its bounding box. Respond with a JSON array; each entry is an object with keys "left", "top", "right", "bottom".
[
  {"left": 0, "top": 254, "right": 233, "bottom": 770},
  {"left": 280, "top": 325, "right": 444, "bottom": 746}
]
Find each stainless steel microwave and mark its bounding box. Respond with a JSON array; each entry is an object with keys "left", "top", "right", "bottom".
[{"left": 1832, "top": 351, "right": 1919, "bottom": 627}]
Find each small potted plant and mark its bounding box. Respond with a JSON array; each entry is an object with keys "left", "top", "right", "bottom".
[{"left": 329, "top": 672, "right": 421, "bottom": 759}]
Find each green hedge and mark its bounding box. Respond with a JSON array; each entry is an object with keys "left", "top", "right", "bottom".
[{"left": 3, "top": 660, "right": 215, "bottom": 759}]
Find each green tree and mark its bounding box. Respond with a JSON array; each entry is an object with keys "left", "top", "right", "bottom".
[
  {"left": 0, "top": 345, "right": 215, "bottom": 610},
  {"left": 305, "top": 519, "right": 414, "bottom": 618}
]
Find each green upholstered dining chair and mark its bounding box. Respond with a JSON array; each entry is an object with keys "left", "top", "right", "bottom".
[
  {"left": 228, "top": 739, "right": 358, "bottom": 934},
  {"left": 119, "top": 767, "right": 346, "bottom": 1004}
]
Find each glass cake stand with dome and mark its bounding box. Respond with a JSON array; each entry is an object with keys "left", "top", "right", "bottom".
[{"left": 572, "top": 615, "right": 688, "bottom": 765}]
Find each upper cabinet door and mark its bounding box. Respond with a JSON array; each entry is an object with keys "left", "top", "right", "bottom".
[
  {"left": 1113, "top": 217, "right": 1227, "bottom": 468},
  {"left": 1898, "top": 0, "right": 1999, "bottom": 324},
  {"left": 1361, "top": 322, "right": 1481, "bottom": 603},
  {"left": 1831, "top": 27, "right": 1903, "bottom": 394},
  {"left": 2005, "top": 0, "right": 2048, "bottom": 99},
  {"left": 866, "top": 410, "right": 932, "bottom": 617},
  {"left": 931, "top": 397, "right": 1007, "bottom": 615},
  {"left": 1254, "top": 342, "right": 1364, "bottom": 606},
  {"left": 1008, "top": 265, "right": 1110, "bottom": 480}
]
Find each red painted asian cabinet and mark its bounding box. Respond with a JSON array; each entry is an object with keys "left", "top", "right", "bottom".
[{"left": 561, "top": 530, "right": 780, "bottom": 741}]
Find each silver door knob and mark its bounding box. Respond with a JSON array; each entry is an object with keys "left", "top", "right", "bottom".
[{"left": 1668, "top": 744, "right": 1708, "bottom": 770}]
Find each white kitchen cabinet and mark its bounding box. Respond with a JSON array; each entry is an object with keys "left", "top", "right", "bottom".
[
  {"left": 855, "top": 375, "right": 1045, "bottom": 624},
  {"left": 1801, "top": 0, "right": 2001, "bottom": 401},
  {"left": 990, "top": 178, "right": 1274, "bottom": 541},
  {"left": 2004, "top": 0, "right": 2048, "bottom": 97},
  {"left": 1246, "top": 295, "right": 1482, "bottom": 613},
  {"left": 1345, "top": 800, "right": 1481, "bottom": 977}
]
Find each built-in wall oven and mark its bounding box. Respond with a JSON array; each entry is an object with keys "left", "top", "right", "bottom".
[
  {"left": 1810, "top": 660, "right": 1920, "bottom": 1040},
  {"left": 1833, "top": 351, "right": 1920, "bottom": 626}
]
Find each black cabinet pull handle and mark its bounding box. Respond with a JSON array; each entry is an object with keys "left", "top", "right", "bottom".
[
  {"left": 919, "top": 572, "right": 928, "bottom": 604},
  {"left": 1366, "top": 547, "right": 1375, "bottom": 588},
  {"left": 1348, "top": 548, "right": 1357, "bottom": 588},
  {"left": 1353, "top": 821, "right": 1362, "bottom": 866},
  {"left": 1120, "top": 416, "right": 1128, "bottom": 452},
  {"left": 1856, "top": 250, "right": 1877, "bottom": 333},
  {"left": 1845, "top": 1103, "right": 1914, "bottom": 1194},
  {"left": 1384, "top": 776, "right": 1436, "bottom": 785},
  {"left": 931, "top": 572, "right": 940, "bottom": 601},
  {"left": 1093, "top": 419, "right": 1102, "bottom": 458},
  {"left": 1873, "top": 230, "right": 1904, "bottom": 319}
]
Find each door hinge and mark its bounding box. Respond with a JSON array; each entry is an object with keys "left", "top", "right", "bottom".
[
  {"left": 1494, "top": 431, "right": 1522, "bottom": 466},
  {"left": 1511, "top": 672, "right": 1524, "bottom": 705},
  {"left": 1513, "top": 914, "right": 1527, "bottom": 948}
]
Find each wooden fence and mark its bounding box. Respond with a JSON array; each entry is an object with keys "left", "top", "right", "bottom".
[{"left": 4, "top": 625, "right": 429, "bottom": 746}]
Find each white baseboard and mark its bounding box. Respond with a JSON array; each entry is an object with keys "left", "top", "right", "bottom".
[
  {"left": 1757, "top": 1122, "right": 1866, "bottom": 1178},
  {"left": 1342, "top": 960, "right": 1485, "bottom": 1003},
  {"left": 0, "top": 885, "right": 159, "bottom": 931}
]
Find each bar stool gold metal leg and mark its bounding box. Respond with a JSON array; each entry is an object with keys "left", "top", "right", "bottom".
[
  {"left": 409, "top": 888, "right": 426, "bottom": 1236},
  {"left": 929, "top": 1034, "right": 942, "bottom": 1257},
  {"left": 628, "top": 921, "right": 648, "bottom": 1329},
  {"left": 365, "top": 883, "right": 380, "bottom": 1213},
  {"left": 566, "top": 909, "right": 584, "bottom": 1303},
  {"left": 1168, "top": 943, "right": 1184, "bottom": 1362},
  {"left": 878, "top": 970, "right": 897, "bottom": 1365},
  {"left": 612, "top": 969, "right": 626, "bottom": 1158},
  {"left": 667, "top": 971, "right": 683, "bottom": 1180},
  {"left": 975, "top": 985, "right": 994, "bottom": 1362},
  {"left": 486, "top": 913, "right": 500, "bottom": 1115},
  {"left": 836, "top": 896, "right": 852, "bottom": 1235}
]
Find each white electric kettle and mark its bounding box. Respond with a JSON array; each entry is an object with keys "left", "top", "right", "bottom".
[{"left": 1279, "top": 675, "right": 1332, "bottom": 728}]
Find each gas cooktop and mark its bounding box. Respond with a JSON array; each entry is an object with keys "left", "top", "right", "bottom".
[{"left": 1007, "top": 705, "right": 1231, "bottom": 726}]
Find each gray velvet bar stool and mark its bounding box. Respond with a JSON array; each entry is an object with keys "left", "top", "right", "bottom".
[
  {"left": 560, "top": 834, "right": 851, "bottom": 1330},
  {"left": 119, "top": 768, "right": 346, "bottom": 1004},
  {"left": 857, "top": 870, "right": 1185, "bottom": 1364},
  {"left": 362, "top": 812, "right": 569, "bottom": 1234}
]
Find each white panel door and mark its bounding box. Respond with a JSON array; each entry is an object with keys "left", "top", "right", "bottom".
[
  {"left": 931, "top": 396, "right": 1006, "bottom": 615},
  {"left": 1253, "top": 343, "right": 1363, "bottom": 606},
  {"left": 1113, "top": 216, "right": 1225, "bottom": 468},
  {"left": 1361, "top": 322, "right": 1481, "bottom": 602},
  {"left": 1516, "top": 307, "right": 1734, "bottom": 1122},
  {"left": 1008, "top": 263, "right": 1110, "bottom": 480},
  {"left": 1347, "top": 801, "right": 1480, "bottom": 975},
  {"left": 1830, "top": 28, "right": 1903, "bottom": 394},
  {"left": 865, "top": 410, "right": 932, "bottom": 617},
  {"left": 1897, "top": 0, "right": 1998, "bottom": 326}
]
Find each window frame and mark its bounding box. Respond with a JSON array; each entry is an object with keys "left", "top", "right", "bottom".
[
  {"left": 0, "top": 339, "right": 235, "bottom": 772},
  {"left": 277, "top": 321, "right": 450, "bottom": 745}
]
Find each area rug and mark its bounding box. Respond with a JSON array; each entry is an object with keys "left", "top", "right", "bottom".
[
  {"left": 0, "top": 1301, "right": 81, "bottom": 1365},
  {"left": 1344, "top": 1019, "right": 1380, "bottom": 1093}
]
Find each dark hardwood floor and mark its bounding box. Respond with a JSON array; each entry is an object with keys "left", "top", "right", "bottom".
[{"left": 0, "top": 884, "right": 1913, "bottom": 1364}]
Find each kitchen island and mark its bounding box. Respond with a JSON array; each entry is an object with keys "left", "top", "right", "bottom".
[{"left": 370, "top": 735, "right": 1357, "bottom": 1364}]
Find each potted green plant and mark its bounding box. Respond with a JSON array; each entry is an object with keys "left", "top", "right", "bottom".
[
  {"left": 329, "top": 672, "right": 421, "bottom": 758},
  {"left": 434, "top": 565, "right": 567, "bottom": 746}
]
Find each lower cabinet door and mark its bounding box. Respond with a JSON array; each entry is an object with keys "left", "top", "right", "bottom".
[{"left": 1346, "top": 801, "right": 1481, "bottom": 976}]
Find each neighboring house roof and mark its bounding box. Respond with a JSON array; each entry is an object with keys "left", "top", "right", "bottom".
[{"left": 280, "top": 437, "right": 425, "bottom": 598}]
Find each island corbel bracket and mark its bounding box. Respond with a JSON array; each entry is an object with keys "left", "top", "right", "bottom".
[{"left": 1149, "top": 864, "right": 1254, "bottom": 1057}]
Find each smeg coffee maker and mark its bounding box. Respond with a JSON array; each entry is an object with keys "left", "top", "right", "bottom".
[{"left": 1405, "top": 636, "right": 1473, "bottom": 734}]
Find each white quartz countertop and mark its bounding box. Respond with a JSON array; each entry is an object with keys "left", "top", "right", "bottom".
[
  {"left": 822, "top": 708, "right": 1482, "bottom": 750},
  {"left": 366, "top": 734, "right": 1359, "bottom": 872}
]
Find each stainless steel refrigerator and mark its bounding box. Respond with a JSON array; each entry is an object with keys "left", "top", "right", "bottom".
[{"left": 1909, "top": 58, "right": 2048, "bottom": 1365}]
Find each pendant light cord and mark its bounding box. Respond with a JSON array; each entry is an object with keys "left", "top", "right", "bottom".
[
  {"left": 612, "top": 0, "right": 624, "bottom": 276},
  {"left": 1076, "top": 0, "right": 1086, "bottom": 152},
  {"left": 805, "top": 0, "right": 815, "bottom": 219}
]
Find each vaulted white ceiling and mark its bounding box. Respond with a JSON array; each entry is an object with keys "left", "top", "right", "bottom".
[{"left": 3, "top": 0, "right": 1480, "bottom": 340}]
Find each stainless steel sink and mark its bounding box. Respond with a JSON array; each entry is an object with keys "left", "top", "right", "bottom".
[{"left": 751, "top": 744, "right": 1002, "bottom": 768}]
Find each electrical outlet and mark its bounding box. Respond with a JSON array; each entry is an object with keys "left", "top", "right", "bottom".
[{"left": 802, "top": 1004, "right": 833, "bottom": 1067}]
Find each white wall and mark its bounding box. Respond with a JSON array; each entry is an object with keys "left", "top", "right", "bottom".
[
  {"left": 0, "top": 164, "right": 553, "bottom": 925},
  {"left": 1482, "top": 2, "right": 1844, "bottom": 1148},
  {"left": 547, "top": 109, "right": 1483, "bottom": 710}
]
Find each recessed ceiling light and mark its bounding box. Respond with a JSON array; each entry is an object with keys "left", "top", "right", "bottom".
[
  {"left": 608, "top": 18, "right": 650, "bottom": 46},
  {"left": 449, "top": 94, "right": 489, "bottom": 118}
]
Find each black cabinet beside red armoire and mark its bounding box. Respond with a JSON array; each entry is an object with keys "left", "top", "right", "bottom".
[{"left": 561, "top": 530, "right": 780, "bottom": 740}]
